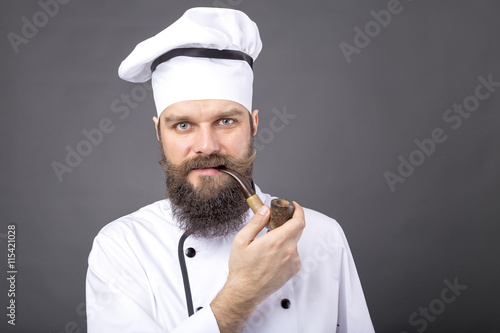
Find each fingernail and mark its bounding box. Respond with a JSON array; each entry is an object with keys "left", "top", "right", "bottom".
[{"left": 258, "top": 206, "right": 268, "bottom": 215}]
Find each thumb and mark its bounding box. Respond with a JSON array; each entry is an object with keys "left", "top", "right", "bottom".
[{"left": 237, "top": 205, "right": 270, "bottom": 244}]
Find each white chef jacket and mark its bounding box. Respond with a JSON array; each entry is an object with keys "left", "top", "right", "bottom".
[{"left": 86, "top": 186, "right": 374, "bottom": 332}]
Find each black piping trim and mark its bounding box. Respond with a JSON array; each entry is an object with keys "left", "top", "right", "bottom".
[
  {"left": 151, "top": 47, "right": 253, "bottom": 72},
  {"left": 178, "top": 231, "right": 194, "bottom": 317}
]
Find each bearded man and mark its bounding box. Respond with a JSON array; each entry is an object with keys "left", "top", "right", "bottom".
[{"left": 86, "top": 7, "right": 374, "bottom": 333}]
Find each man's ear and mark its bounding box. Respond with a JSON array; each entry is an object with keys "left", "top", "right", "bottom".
[
  {"left": 153, "top": 116, "right": 160, "bottom": 141},
  {"left": 251, "top": 110, "right": 259, "bottom": 136}
]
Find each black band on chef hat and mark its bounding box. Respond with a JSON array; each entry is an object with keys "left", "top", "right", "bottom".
[{"left": 151, "top": 47, "right": 254, "bottom": 72}]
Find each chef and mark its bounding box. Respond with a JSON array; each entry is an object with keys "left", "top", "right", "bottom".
[{"left": 86, "top": 7, "right": 375, "bottom": 333}]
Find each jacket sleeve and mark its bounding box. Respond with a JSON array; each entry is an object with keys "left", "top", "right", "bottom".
[
  {"left": 85, "top": 229, "right": 221, "bottom": 333},
  {"left": 336, "top": 226, "right": 375, "bottom": 333}
]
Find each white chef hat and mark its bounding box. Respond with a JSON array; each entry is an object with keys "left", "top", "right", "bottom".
[{"left": 118, "top": 7, "right": 262, "bottom": 117}]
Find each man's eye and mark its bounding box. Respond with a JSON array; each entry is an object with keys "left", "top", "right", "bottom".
[
  {"left": 219, "top": 118, "right": 234, "bottom": 126},
  {"left": 176, "top": 122, "right": 190, "bottom": 130}
]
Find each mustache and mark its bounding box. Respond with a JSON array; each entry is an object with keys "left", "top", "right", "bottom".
[{"left": 160, "top": 149, "right": 256, "bottom": 178}]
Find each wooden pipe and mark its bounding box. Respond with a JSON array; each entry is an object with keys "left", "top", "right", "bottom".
[{"left": 218, "top": 167, "right": 295, "bottom": 230}]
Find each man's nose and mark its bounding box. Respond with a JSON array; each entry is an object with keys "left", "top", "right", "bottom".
[{"left": 192, "top": 126, "right": 220, "bottom": 156}]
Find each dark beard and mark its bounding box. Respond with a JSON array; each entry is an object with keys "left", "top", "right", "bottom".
[{"left": 160, "top": 142, "right": 256, "bottom": 238}]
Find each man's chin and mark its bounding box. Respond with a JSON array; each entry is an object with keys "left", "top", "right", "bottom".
[{"left": 188, "top": 173, "right": 230, "bottom": 197}]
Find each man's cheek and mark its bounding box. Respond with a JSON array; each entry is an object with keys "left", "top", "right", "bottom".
[{"left": 162, "top": 142, "right": 188, "bottom": 164}]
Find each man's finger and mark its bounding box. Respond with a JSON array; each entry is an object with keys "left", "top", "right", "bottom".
[
  {"left": 236, "top": 205, "right": 270, "bottom": 244},
  {"left": 271, "top": 201, "right": 305, "bottom": 240}
]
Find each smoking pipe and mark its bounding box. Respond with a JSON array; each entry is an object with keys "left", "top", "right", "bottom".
[{"left": 218, "top": 167, "right": 295, "bottom": 230}]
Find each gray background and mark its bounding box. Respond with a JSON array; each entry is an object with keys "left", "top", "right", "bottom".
[{"left": 1, "top": 0, "right": 499, "bottom": 332}]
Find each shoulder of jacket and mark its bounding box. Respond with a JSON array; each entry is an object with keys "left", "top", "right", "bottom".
[
  {"left": 301, "top": 207, "right": 346, "bottom": 243},
  {"left": 97, "top": 199, "right": 171, "bottom": 239}
]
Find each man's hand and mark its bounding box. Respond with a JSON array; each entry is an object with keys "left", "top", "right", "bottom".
[{"left": 211, "top": 202, "right": 305, "bottom": 333}]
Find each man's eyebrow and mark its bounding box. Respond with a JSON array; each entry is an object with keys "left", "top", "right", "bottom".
[
  {"left": 218, "top": 108, "right": 246, "bottom": 118},
  {"left": 164, "top": 114, "right": 192, "bottom": 123},
  {"left": 163, "top": 108, "right": 245, "bottom": 123}
]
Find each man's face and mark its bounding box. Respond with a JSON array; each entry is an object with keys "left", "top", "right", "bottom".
[
  {"left": 154, "top": 99, "right": 259, "bottom": 237},
  {"left": 155, "top": 99, "right": 258, "bottom": 190}
]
